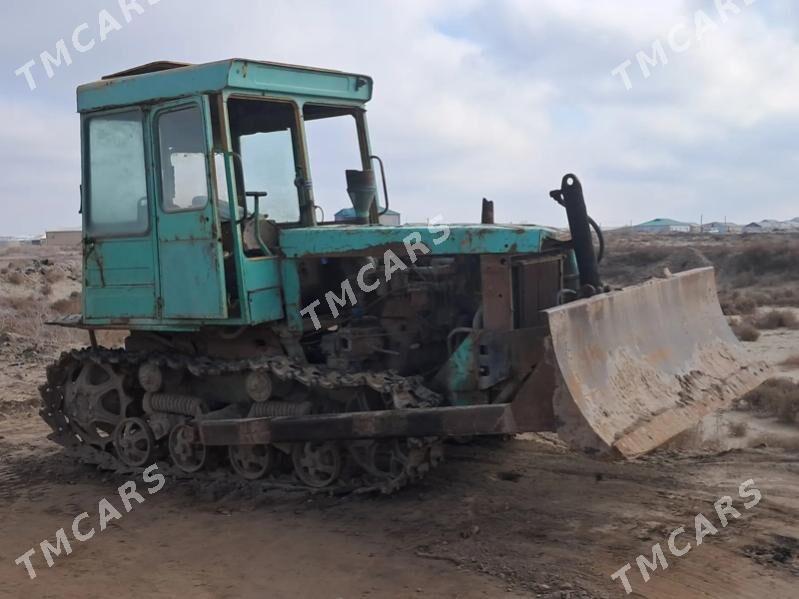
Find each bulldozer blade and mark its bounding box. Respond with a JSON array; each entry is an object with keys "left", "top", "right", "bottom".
[{"left": 545, "top": 267, "right": 771, "bottom": 458}]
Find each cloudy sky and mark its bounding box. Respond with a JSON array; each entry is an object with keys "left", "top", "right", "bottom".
[{"left": 1, "top": 0, "right": 797, "bottom": 236}]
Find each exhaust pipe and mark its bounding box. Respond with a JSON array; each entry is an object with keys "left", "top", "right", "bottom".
[{"left": 346, "top": 169, "right": 378, "bottom": 224}]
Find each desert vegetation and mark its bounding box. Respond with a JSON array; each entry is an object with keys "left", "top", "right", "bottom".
[
  {"left": 781, "top": 354, "right": 799, "bottom": 368},
  {"left": 727, "top": 420, "right": 749, "bottom": 438},
  {"left": 0, "top": 255, "right": 85, "bottom": 352},
  {"left": 603, "top": 233, "right": 799, "bottom": 316},
  {"left": 736, "top": 378, "right": 799, "bottom": 425},
  {"left": 731, "top": 320, "right": 761, "bottom": 342},
  {"left": 729, "top": 308, "right": 799, "bottom": 342},
  {"left": 752, "top": 309, "right": 799, "bottom": 329},
  {"left": 3, "top": 271, "right": 24, "bottom": 285},
  {"left": 604, "top": 232, "right": 799, "bottom": 347}
]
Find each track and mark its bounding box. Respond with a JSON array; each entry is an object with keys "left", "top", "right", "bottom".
[{"left": 39, "top": 347, "right": 444, "bottom": 494}]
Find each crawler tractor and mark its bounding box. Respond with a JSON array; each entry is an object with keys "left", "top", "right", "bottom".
[{"left": 41, "top": 59, "right": 770, "bottom": 492}]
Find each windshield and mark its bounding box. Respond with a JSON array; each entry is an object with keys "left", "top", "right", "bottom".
[
  {"left": 303, "top": 104, "right": 367, "bottom": 223},
  {"left": 227, "top": 97, "right": 301, "bottom": 223}
]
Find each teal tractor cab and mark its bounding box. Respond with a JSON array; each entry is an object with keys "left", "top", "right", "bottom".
[{"left": 41, "top": 59, "right": 769, "bottom": 492}]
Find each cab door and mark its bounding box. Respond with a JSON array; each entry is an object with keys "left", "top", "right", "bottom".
[
  {"left": 150, "top": 96, "right": 227, "bottom": 319},
  {"left": 82, "top": 107, "right": 158, "bottom": 321}
]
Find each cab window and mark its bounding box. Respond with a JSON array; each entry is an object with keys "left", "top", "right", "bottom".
[
  {"left": 303, "top": 104, "right": 366, "bottom": 222},
  {"left": 227, "top": 97, "right": 301, "bottom": 223},
  {"left": 157, "top": 105, "right": 209, "bottom": 212},
  {"left": 86, "top": 109, "right": 148, "bottom": 235}
]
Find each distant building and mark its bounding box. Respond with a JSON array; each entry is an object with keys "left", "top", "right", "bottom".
[
  {"left": 334, "top": 208, "right": 401, "bottom": 226},
  {"left": 45, "top": 229, "right": 82, "bottom": 246},
  {"left": 701, "top": 221, "right": 742, "bottom": 234},
  {"left": 742, "top": 222, "right": 765, "bottom": 234},
  {"left": 631, "top": 218, "right": 694, "bottom": 234}
]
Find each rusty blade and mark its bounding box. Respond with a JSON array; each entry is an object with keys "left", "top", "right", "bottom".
[{"left": 545, "top": 267, "right": 771, "bottom": 458}]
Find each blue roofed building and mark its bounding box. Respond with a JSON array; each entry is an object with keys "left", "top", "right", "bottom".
[{"left": 632, "top": 218, "right": 696, "bottom": 234}]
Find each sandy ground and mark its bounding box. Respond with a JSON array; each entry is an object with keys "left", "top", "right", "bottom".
[
  {"left": 0, "top": 245, "right": 797, "bottom": 598},
  {"left": 1, "top": 410, "right": 798, "bottom": 598}
]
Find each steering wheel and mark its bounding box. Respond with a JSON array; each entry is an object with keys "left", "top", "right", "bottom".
[
  {"left": 238, "top": 191, "right": 268, "bottom": 225},
  {"left": 246, "top": 191, "right": 268, "bottom": 203}
]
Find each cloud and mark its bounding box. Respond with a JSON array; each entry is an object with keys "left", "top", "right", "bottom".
[{"left": 0, "top": 0, "right": 797, "bottom": 236}]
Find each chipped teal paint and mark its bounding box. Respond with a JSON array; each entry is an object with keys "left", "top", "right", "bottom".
[
  {"left": 280, "top": 224, "right": 555, "bottom": 258},
  {"left": 158, "top": 241, "right": 226, "bottom": 318},
  {"left": 152, "top": 96, "right": 227, "bottom": 319},
  {"left": 80, "top": 104, "right": 160, "bottom": 324},
  {"left": 77, "top": 318, "right": 202, "bottom": 331},
  {"left": 280, "top": 260, "right": 304, "bottom": 332},
  {"left": 219, "top": 150, "right": 251, "bottom": 323},
  {"left": 77, "top": 59, "right": 372, "bottom": 113},
  {"left": 242, "top": 258, "right": 282, "bottom": 289},
  {"left": 242, "top": 258, "right": 284, "bottom": 323},
  {"left": 228, "top": 61, "right": 371, "bottom": 101},
  {"left": 83, "top": 237, "right": 157, "bottom": 321},
  {"left": 248, "top": 287, "right": 284, "bottom": 323},
  {"left": 84, "top": 238, "right": 156, "bottom": 287},
  {"left": 447, "top": 335, "right": 478, "bottom": 392},
  {"left": 84, "top": 286, "right": 156, "bottom": 320}
]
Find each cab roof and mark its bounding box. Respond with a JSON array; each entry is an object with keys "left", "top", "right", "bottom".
[{"left": 77, "top": 58, "right": 373, "bottom": 113}]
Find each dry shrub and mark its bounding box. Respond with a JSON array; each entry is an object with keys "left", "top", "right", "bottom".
[
  {"left": 753, "top": 309, "right": 799, "bottom": 330},
  {"left": 40, "top": 283, "right": 52, "bottom": 297},
  {"left": 0, "top": 295, "right": 48, "bottom": 340},
  {"left": 44, "top": 269, "right": 64, "bottom": 283},
  {"left": 0, "top": 294, "right": 34, "bottom": 311},
  {"left": 720, "top": 292, "right": 758, "bottom": 316},
  {"left": 767, "top": 287, "right": 799, "bottom": 307},
  {"left": 602, "top": 235, "right": 799, "bottom": 298},
  {"left": 725, "top": 241, "right": 799, "bottom": 282},
  {"left": 731, "top": 321, "right": 760, "bottom": 342},
  {"left": 5, "top": 271, "right": 23, "bottom": 285},
  {"left": 0, "top": 288, "right": 85, "bottom": 350},
  {"left": 732, "top": 296, "right": 757, "bottom": 315},
  {"left": 780, "top": 354, "right": 799, "bottom": 368},
  {"left": 739, "top": 378, "right": 799, "bottom": 424},
  {"left": 724, "top": 286, "right": 799, "bottom": 312},
  {"left": 51, "top": 294, "right": 81, "bottom": 315},
  {"left": 602, "top": 245, "right": 712, "bottom": 286},
  {"left": 728, "top": 421, "right": 749, "bottom": 438}
]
